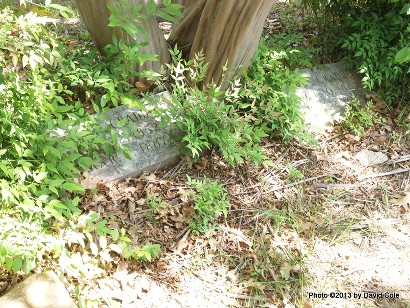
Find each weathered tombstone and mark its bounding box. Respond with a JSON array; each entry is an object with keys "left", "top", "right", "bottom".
[
  {"left": 89, "top": 92, "right": 182, "bottom": 181},
  {"left": 0, "top": 271, "right": 77, "bottom": 308},
  {"left": 296, "top": 62, "right": 366, "bottom": 131}
]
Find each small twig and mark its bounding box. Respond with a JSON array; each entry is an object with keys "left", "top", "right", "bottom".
[
  {"left": 162, "top": 159, "right": 184, "bottom": 179},
  {"left": 274, "top": 148, "right": 290, "bottom": 166},
  {"left": 174, "top": 228, "right": 191, "bottom": 253},
  {"left": 383, "top": 154, "right": 410, "bottom": 165},
  {"left": 325, "top": 133, "right": 343, "bottom": 142},
  {"left": 358, "top": 168, "right": 410, "bottom": 180},
  {"left": 225, "top": 293, "right": 269, "bottom": 301},
  {"left": 314, "top": 269, "right": 364, "bottom": 278},
  {"left": 265, "top": 173, "right": 335, "bottom": 193},
  {"left": 290, "top": 158, "right": 310, "bottom": 168},
  {"left": 315, "top": 183, "right": 378, "bottom": 189}
]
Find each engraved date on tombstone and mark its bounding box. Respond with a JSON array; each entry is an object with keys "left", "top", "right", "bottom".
[
  {"left": 296, "top": 63, "right": 366, "bottom": 131},
  {"left": 89, "top": 93, "right": 182, "bottom": 181}
]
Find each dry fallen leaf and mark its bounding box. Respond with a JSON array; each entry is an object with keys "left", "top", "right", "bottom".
[
  {"left": 136, "top": 198, "right": 146, "bottom": 206},
  {"left": 135, "top": 81, "right": 151, "bottom": 93},
  {"left": 127, "top": 199, "right": 136, "bottom": 214},
  {"left": 175, "top": 229, "right": 191, "bottom": 253},
  {"left": 279, "top": 262, "right": 291, "bottom": 280},
  {"left": 391, "top": 191, "right": 410, "bottom": 207},
  {"left": 178, "top": 187, "right": 190, "bottom": 202},
  {"left": 81, "top": 172, "right": 102, "bottom": 190},
  {"left": 143, "top": 173, "right": 157, "bottom": 182},
  {"left": 0, "top": 281, "right": 9, "bottom": 294}
]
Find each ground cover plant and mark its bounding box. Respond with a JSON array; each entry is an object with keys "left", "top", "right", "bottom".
[
  {"left": 303, "top": 0, "right": 410, "bottom": 103},
  {"left": 0, "top": 0, "right": 171, "bottom": 277},
  {"left": 0, "top": 0, "right": 410, "bottom": 307}
]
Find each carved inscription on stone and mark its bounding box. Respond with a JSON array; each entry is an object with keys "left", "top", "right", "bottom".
[
  {"left": 296, "top": 63, "right": 366, "bottom": 131},
  {"left": 89, "top": 92, "right": 181, "bottom": 181}
]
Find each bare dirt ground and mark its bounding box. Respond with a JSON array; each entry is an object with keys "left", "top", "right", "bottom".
[{"left": 69, "top": 120, "right": 410, "bottom": 308}]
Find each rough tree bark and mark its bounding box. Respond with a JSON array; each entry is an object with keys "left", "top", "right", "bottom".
[
  {"left": 75, "top": 0, "right": 274, "bottom": 88},
  {"left": 170, "top": 0, "right": 274, "bottom": 88},
  {"left": 74, "top": 0, "right": 170, "bottom": 82}
]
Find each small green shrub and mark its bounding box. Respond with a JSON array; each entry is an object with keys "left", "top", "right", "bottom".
[
  {"left": 76, "top": 212, "right": 161, "bottom": 262},
  {"left": 186, "top": 176, "right": 230, "bottom": 235},
  {"left": 341, "top": 98, "right": 385, "bottom": 136},
  {"left": 0, "top": 2, "right": 167, "bottom": 273},
  {"left": 286, "top": 164, "right": 304, "bottom": 183},
  {"left": 339, "top": 4, "right": 410, "bottom": 103},
  {"left": 146, "top": 194, "right": 167, "bottom": 214},
  {"left": 303, "top": 0, "right": 410, "bottom": 104},
  {"left": 150, "top": 47, "right": 269, "bottom": 166},
  {"left": 235, "top": 33, "right": 315, "bottom": 142},
  {"left": 0, "top": 215, "right": 63, "bottom": 274}
]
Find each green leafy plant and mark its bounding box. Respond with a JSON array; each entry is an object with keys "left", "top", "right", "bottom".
[
  {"left": 265, "top": 209, "right": 294, "bottom": 230},
  {"left": 339, "top": 4, "right": 410, "bottom": 103},
  {"left": 235, "top": 33, "right": 315, "bottom": 142},
  {"left": 145, "top": 194, "right": 168, "bottom": 222},
  {"left": 150, "top": 47, "right": 270, "bottom": 166},
  {"left": 0, "top": 1, "right": 167, "bottom": 274},
  {"left": 303, "top": 0, "right": 410, "bottom": 103},
  {"left": 286, "top": 164, "right": 305, "bottom": 183},
  {"left": 69, "top": 212, "right": 161, "bottom": 262},
  {"left": 0, "top": 215, "right": 63, "bottom": 274},
  {"left": 341, "top": 98, "right": 385, "bottom": 136},
  {"left": 186, "top": 176, "right": 230, "bottom": 234},
  {"left": 146, "top": 194, "right": 168, "bottom": 214}
]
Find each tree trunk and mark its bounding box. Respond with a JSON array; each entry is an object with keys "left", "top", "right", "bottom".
[
  {"left": 74, "top": 0, "right": 170, "bottom": 83},
  {"left": 75, "top": 0, "right": 273, "bottom": 89},
  {"left": 170, "top": 0, "right": 274, "bottom": 89}
]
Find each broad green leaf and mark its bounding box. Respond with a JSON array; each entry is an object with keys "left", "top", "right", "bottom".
[
  {"left": 56, "top": 105, "right": 73, "bottom": 113},
  {"left": 49, "top": 178, "right": 65, "bottom": 187},
  {"left": 62, "top": 182, "right": 84, "bottom": 193},
  {"left": 14, "top": 144, "right": 23, "bottom": 157},
  {"left": 49, "top": 186, "right": 59, "bottom": 195},
  {"left": 156, "top": 11, "right": 175, "bottom": 22},
  {"left": 23, "top": 258, "right": 36, "bottom": 274},
  {"left": 33, "top": 171, "right": 48, "bottom": 182},
  {"left": 395, "top": 47, "right": 410, "bottom": 64},
  {"left": 12, "top": 256, "right": 22, "bottom": 273},
  {"left": 166, "top": 4, "right": 183, "bottom": 16},
  {"left": 49, "top": 199, "right": 69, "bottom": 209},
  {"left": 146, "top": 0, "right": 156, "bottom": 16},
  {"left": 400, "top": 4, "right": 410, "bottom": 15}
]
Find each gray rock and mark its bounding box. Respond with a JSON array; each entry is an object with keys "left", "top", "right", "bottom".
[
  {"left": 355, "top": 149, "right": 388, "bottom": 166},
  {"left": 89, "top": 92, "right": 182, "bottom": 181},
  {"left": 0, "top": 272, "right": 76, "bottom": 308},
  {"left": 296, "top": 62, "right": 366, "bottom": 131}
]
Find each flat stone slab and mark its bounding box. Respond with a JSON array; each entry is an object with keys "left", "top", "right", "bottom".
[
  {"left": 296, "top": 62, "right": 366, "bottom": 131},
  {"left": 0, "top": 272, "right": 76, "bottom": 308},
  {"left": 89, "top": 92, "right": 182, "bottom": 181}
]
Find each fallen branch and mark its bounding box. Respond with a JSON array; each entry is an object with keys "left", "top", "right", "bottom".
[
  {"left": 383, "top": 154, "right": 410, "bottom": 165},
  {"left": 358, "top": 168, "right": 410, "bottom": 180},
  {"left": 266, "top": 173, "right": 335, "bottom": 193},
  {"left": 315, "top": 183, "right": 378, "bottom": 189}
]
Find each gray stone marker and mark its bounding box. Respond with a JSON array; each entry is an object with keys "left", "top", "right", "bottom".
[
  {"left": 296, "top": 62, "right": 366, "bottom": 131},
  {"left": 0, "top": 271, "right": 77, "bottom": 308},
  {"left": 89, "top": 92, "right": 182, "bottom": 181}
]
